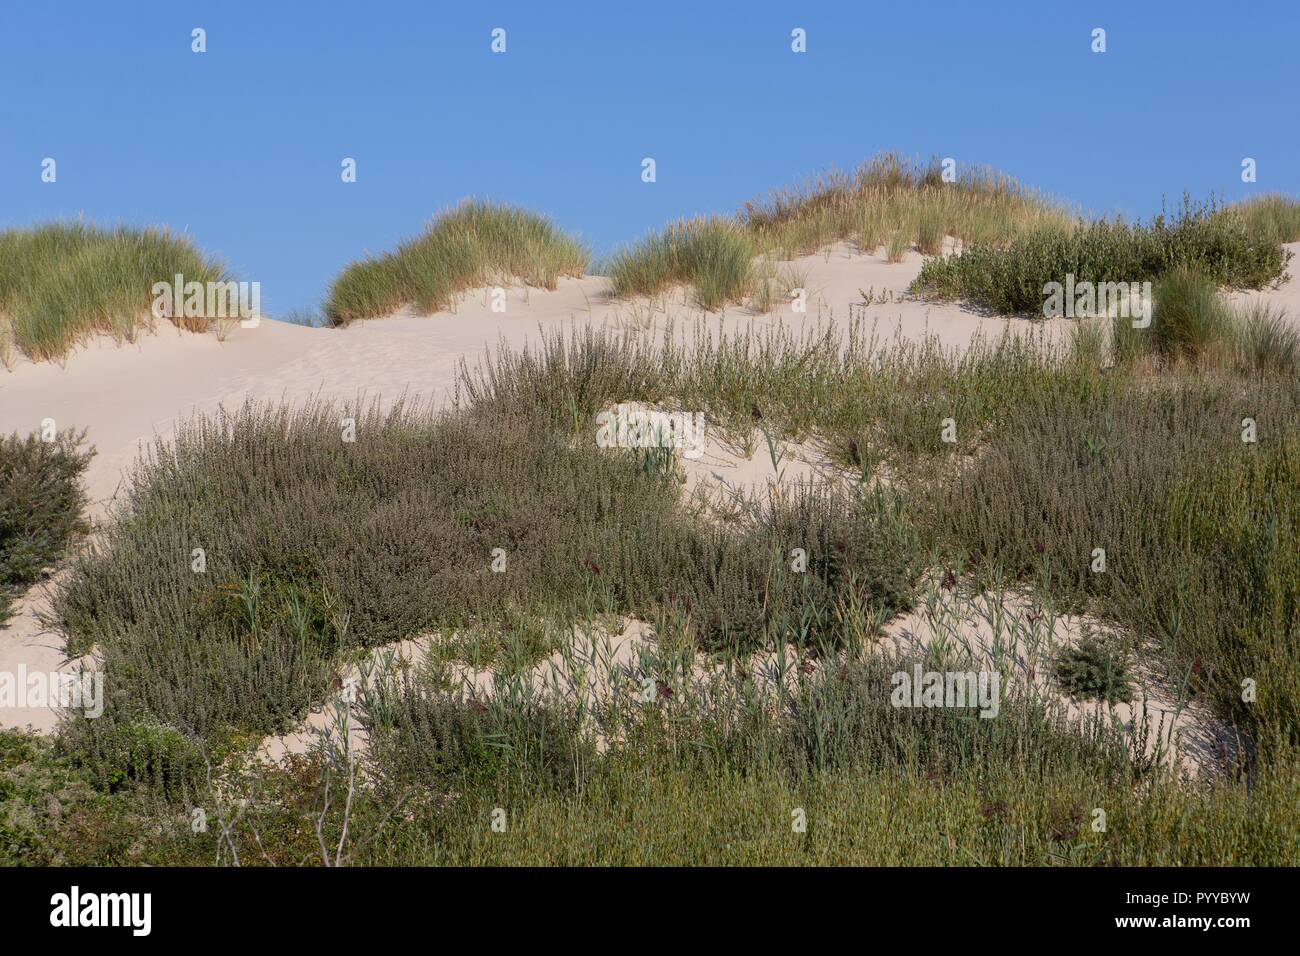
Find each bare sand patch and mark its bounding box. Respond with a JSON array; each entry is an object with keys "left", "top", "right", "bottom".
[{"left": 256, "top": 584, "right": 1226, "bottom": 779}]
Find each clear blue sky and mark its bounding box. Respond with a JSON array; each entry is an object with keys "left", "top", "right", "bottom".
[{"left": 2, "top": 0, "right": 1296, "bottom": 318}]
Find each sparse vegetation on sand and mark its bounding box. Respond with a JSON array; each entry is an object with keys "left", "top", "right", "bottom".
[
  {"left": 324, "top": 201, "right": 590, "bottom": 324},
  {"left": 22, "top": 304, "right": 1298, "bottom": 865},
  {"left": 0, "top": 223, "right": 229, "bottom": 363},
  {"left": 604, "top": 152, "right": 1071, "bottom": 311},
  {"left": 53, "top": 402, "right": 920, "bottom": 782},
  {"left": 604, "top": 158, "right": 1297, "bottom": 317}
]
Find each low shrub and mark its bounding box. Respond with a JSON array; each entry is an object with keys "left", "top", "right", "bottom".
[
  {"left": 0, "top": 429, "right": 93, "bottom": 622},
  {"left": 1054, "top": 634, "right": 1134, "bottom": 704},
  {"left": 912, "top": 197, "right": 1293, "bottom": 315}
]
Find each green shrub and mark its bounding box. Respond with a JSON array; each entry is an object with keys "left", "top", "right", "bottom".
[
  {"left": 1054, "top": 634, "right": 1134, "bottom": 704},
  {"left": 912, "top": 198, "right": 1292, "bottom": 315},
  {"left": 0, "top": 429, "right": 93, "bottom": 622}
]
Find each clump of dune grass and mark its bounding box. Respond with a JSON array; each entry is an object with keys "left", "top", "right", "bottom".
[
  {"left": 1147, "top": 263, "right": 1233, "bottom": 362},
  {"left": 0, "top": 223, "right": 229, "bottom": 363},
  {"left": 1111, "top": 267, "right": 1296, "bottom": 373},
  {"left": 0, "top": 429, "right": 93, "bottom": 623},
  {"left": 741, "top": 152, "right": 1072, "bottom": 260},
  {"left": 605, "top": 152, "right": 1071, "bottom": 312},
  {"left": 53, "top": 392, "right": 919, "bottom": 782},
  {"left": 916, "top": 205, "right": 946, "bottom": 256},
  {"left": 324, "top": 201, "right": 589, "bottom": 325},
  {"left": 1234, "top": 301, "right": 1300, "bottom": 374},
  {"left": 886, "top": 225, "right": 913, "bottom": 263},
  {"left": 603, "top": 218, "right": 755, "bottom": 311},
  {"left": 857, "top": 207, "right": 885, "bottom": 254},
  {"left": 747, "top": 268, "right": 775, "bottom": 313},
  {"left": 1230, "top": 194, "right": 1300, "bottom": 245}
]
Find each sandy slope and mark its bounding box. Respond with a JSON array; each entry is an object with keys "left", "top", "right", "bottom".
[
  {"left": 2, "top": 241, "right": 1297, "bottom": 734},
  {"left": 0, "top": 243, "right": 1060, "bottom": 514}
]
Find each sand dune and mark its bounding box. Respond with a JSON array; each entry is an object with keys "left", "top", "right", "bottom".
[
  {"left": 0, "top": 243, "right": 1048, "bottom": 512},
  {"left": 7, "top": 241, "right": 1297, "bottom": 515},
  {"left": 2, "top": 241, "right": 1296, "bottom": 735}
]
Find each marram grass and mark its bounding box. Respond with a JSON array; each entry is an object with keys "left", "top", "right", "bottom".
[
  {"left": 0, "top": 222, "right": 229, "bottom": 362},
  {"left": 324, "top": 201, "right": 589, "bottom": 324}
]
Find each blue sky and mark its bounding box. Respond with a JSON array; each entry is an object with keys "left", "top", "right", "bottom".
[{"left": 1, "top": 0, "right": 1296, "bottom": 318}]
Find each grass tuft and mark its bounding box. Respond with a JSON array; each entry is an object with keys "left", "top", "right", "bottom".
[
  {"left": 324, "top": 201, "right": 589, "bottom": 324},
  {"left": 603, "top": 218, "right": 755, "bottom": 311},
  {"left": 0, "top": 223, "right": 228, "bottom": 362}
]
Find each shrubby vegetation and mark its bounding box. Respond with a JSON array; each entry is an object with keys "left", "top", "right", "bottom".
[
  {"left": 7, "top": 157, "right": 1299, "bottom": 866},
  {"left": 52, "top": 396, "right": 921, "bottom": 786},
  {"left": 0, "top": 430, "right": 92, "bottom": 622},
  {"left": 25, "top": 299, "right": 1298, "bottom": 865},
  {"left": 912, "top": 196, "right": 1294, "bottom": 315}
]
